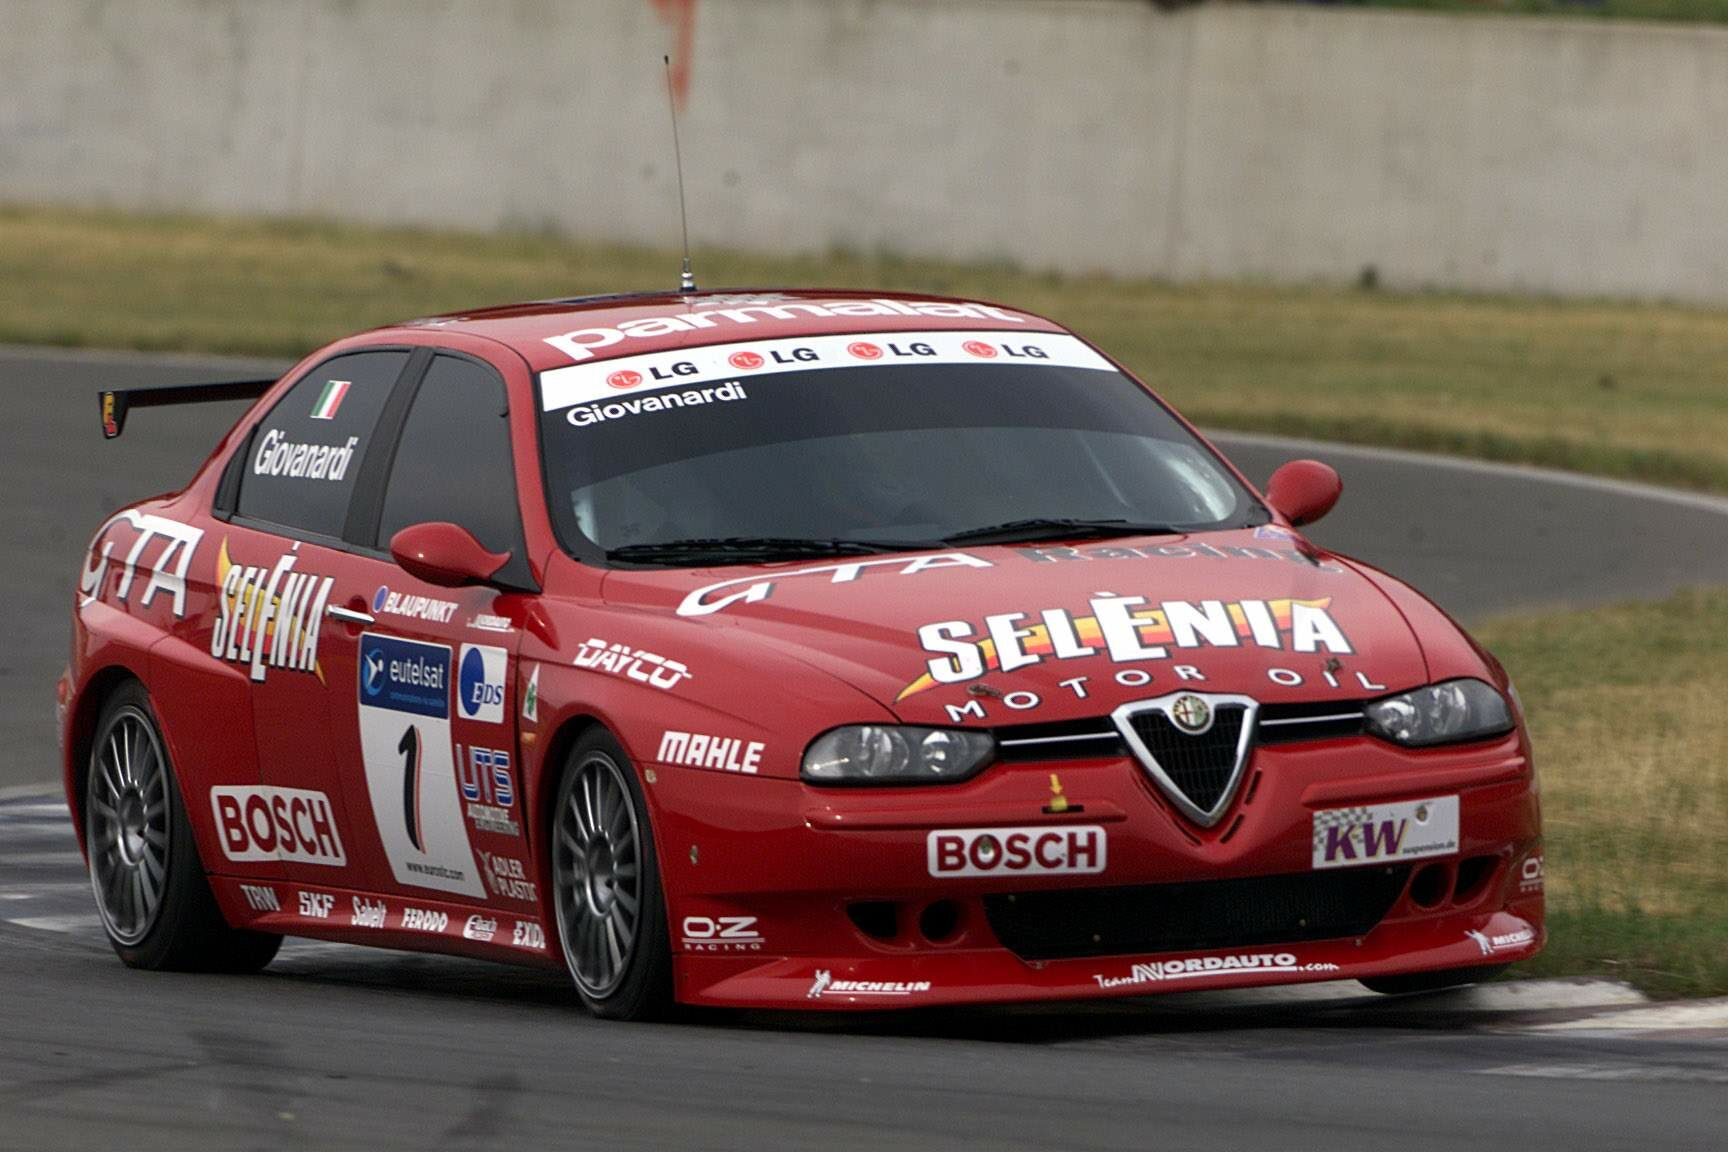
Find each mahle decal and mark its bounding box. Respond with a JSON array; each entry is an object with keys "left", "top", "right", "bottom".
[
  {"left": 901, "top": 596, "right": 1350, "bottom": 700},
  {"left": 210, "top": 539, "right": 334, "bottom": 682}
]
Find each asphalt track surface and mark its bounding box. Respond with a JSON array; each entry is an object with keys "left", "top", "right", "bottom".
[{"left": 3, "top": 347, "right": 1727, "bottom": 1150}]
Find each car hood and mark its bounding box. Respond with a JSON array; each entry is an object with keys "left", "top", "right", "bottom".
[{"left": 600, "top": 528, "right": 1434, "bottom": 726}]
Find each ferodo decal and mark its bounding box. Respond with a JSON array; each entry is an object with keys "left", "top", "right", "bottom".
[
  {"left": 357, "top": 633, "right": 483, "bottom": 898},
  {"left": 541, "top": 327, "right": 1107, "bottom": 414},
  {"left": 542, "top": 298, "right": 1028, "bottom": 366},
  {"left": 79, "top": 510, "right": 204, "bottom": 618},
  {"left": 901, "top": 596, "right": 1351, "bottom": 700},
  {"left": 1311, "top": 796, "right": 1459, "bottom": 870},
  {"left": 927, "top": 826, "right": 1106, "bottom": 878},
  {"left": 210, "top": 540, "right": 334, "bottom": 682},
  {"left": 678, "top": 552, "right": 990, "bottom": 618},
  {"left": 210, "top": 786, "right": 346, "bottom": 866}
]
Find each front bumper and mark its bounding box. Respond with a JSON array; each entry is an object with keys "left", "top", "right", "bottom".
[{"left": 645, "top": 730, "right": 1544, "bottom": 1010}]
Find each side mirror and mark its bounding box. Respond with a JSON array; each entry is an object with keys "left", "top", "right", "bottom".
[
  {"left": 1265, "top": 460, "right": 1342, "bottom": 527},
  {"left": 388, "top": 522, "right": 509, "bottom": 588}
]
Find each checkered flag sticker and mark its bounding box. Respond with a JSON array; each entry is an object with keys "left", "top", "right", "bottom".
[{"left": 1311, "top": 806, "right": 1370, "bottom": 854}]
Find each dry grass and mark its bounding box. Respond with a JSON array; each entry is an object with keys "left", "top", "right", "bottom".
[
  {"left": 1475, "top": 588, "right": 1728, "bottom": 996},
  {"left": 6, "top": 204, "right": 1728, "bottom": 490}
]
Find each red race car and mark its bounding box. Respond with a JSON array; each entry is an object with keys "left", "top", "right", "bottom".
[{"left": 63, "top": 289, "right": 1543, "bottom": 1019}]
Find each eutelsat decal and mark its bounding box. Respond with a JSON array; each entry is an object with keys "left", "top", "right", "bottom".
[
  {"left": 458, "top": 644, "right": 508, "bottom": 724},
  {"left": 356, "top": 633, "right": 483, "bottom": 898},
  {"left": 540, "top": 329, "right": 1112, "bottom": 413}
]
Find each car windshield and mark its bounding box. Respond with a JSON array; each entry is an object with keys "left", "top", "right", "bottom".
[{"left": 536, "top": 329, "right": 1267, "bottom": 564}]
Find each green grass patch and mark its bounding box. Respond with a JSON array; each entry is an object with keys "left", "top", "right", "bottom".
[
  {"left": 1474, "top": 588, "right": 1728, "bottom": 998},
  {"left": 8, "top": 204, "right": 1728, "bottom": 492}
]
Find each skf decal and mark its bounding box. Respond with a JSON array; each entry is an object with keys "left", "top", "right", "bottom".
[
  {"left": 678, "top": 552, "right": 990, "bottom": 618},
  {"left": 574, "top": 638, "right": 691, "bottom": 690},
  {"left": 211, "top": 539, "right": 333, "bottom": 682},
  {"left": 79, "top": 510, "right": 204, "bottom": 619},
  {"left": 210, "top": 786, "right": 346, "bottom": 867},
  {"left": 901, "top": 596, "right": 1350, "bottom": 700}
]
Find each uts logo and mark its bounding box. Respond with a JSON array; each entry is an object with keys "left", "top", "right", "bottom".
[
  {"left": 728, "top": 350, "right": 764, "bottom": 370},
  {"left": 847, "top": 341, "right": 883, "bottom": 360},
  {"left": 210, "top": 786, "right": 346, "bottom": 867},
  {"left": 458, "top": 644, "right": 507, "bottom": 723},
  {"left": 927, "top": 826, "right": 1106, "bottom": 878},
  {"left": 607, "top": 369, "right": 643, "bottom": 390}
]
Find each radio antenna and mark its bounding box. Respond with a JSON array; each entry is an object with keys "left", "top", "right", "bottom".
[{"left": 664, "top": 54, "right": 696, "bottom": 293}]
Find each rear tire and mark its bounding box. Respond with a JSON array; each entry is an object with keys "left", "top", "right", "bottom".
[
  {"left": 550, "top": 728, "right": 673, "bottom": 1021},
  {"left": 1361, "top": 964, "right": 1509, "bottom": 996},
  {"left": 85, "top": 682, "right": 281, "bottom": 973}
]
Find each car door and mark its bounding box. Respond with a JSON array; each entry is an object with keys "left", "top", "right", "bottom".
[
  {"left": 212, "top": 348, "right": 415, "bottom": 903},
  {"left": 323, "top": 351, "right": 533, "bottom": 912}
]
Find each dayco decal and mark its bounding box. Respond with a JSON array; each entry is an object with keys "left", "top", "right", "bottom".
[
  {"left": 656, "top": 730, "right": 764, "bottom": 775},
  {"left": 1311, "top": 796, "right": 1459, "bottom": 871},
  {"left": 807, "top": 970, "right": 932, "bottom": 999},
  {"left": 543, "top": 298, "right": 1026, "bottom": 364},
  {"left": 1091, "top": 952, "right": 1341, "bottom": 989},
  {"left": 372, "top": 585, "right": 457, "bottom": 624},
  {"left": 210, "top": 786, "right": 346, "bottom": 867},
  {"left": 211, "top": 540, "right": 334, "bottom": 682},
  {"left": 1017, "top": 540, "right": 1340, "bottom": 573},
  {"left": 678, "top": 553, "right": 990, "bottom": 618},
  {"left": 251, "top": 429, "right": 360, "bottom": 482},
  {"left": 574, "top": 638, "right": 692, "bottom": 690},
  {"left": 927, "top": 826, "right": 1106, "bottom": 878},
  {"left": 901, "top": 596, "right": 1352, "bottom": 701},
  {"left": 79, "top": 510, "right": 204, "bottom": 619}
]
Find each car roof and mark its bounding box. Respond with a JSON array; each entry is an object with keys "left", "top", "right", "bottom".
[{"left": 372, "top": 288, "right": 1069, "bottom": 373}]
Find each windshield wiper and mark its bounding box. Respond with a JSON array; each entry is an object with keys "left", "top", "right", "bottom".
[
  {"left": 940, "top": 517, "right": 1184, "bottom": 546},
  {"left": 606, "top": 536, "right": 937, "bottom": 565}
]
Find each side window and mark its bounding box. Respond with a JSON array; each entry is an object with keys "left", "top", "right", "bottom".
[
  {"left": 377, "top": 355, "right": 521, "bottom": 555},
  {"left": 235, "top": 350, "right": 408, "bottom": 537}
]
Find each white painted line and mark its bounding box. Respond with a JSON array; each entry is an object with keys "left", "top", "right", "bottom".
[
  {"left": 1529, "top": 998, "right": 1728, "bottom": 1033},
  {"left": 5, "top": 913, "right": 100, "bottom": 934},
  {"left": 1478, "top": 1063, "right": 1728, "bottom": 1084},
  {"left": 1207, "top": 430, "right": 1728, "bottom": 518}
]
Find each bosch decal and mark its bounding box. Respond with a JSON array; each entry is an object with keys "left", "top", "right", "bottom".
[
  {"left": 210, "top": 786, "right": 346, "bottom": 867},
  {"left": 927, "top": 826, "right": 1106, "bottom": 878}
]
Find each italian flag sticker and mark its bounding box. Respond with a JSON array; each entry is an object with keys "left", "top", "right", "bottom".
[{"left": 311, "top": 379, "right": 351, "bottom": 420}]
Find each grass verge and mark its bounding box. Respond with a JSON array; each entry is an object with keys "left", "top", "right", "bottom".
[
  {"left": 1475, "top": 587, "right": 1728, "bottom": 998},
  {"left": 6, "top": 204, "right": 1728, "bottom": 492}
]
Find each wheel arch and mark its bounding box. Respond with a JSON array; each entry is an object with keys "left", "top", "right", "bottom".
[{"left": 66, "top": 664, "right": 149, "bottom": 854}]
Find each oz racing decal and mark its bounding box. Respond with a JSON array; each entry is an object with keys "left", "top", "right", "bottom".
[
  {"left": 357, "top": 633, "right": 483, "bottom": 898},
  {"left": 210, "top": 786, "right": 346, "bottom": 867},
  {"left": 211, "top": 539, "right": 334, "bottom": 682},
  {"left": 541, "top": 328, "right": 1111, "bottom": 415},
  {"left": 1311, "top": 795, "right": 1459, "bottom": 871},
  {"left": 1092, "top": 952, "right": 1341, "bottom": 989}
]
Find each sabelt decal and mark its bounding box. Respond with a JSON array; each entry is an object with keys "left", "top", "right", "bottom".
[
  {"left": 543, "top": 298, "right": 1029, "bottom": 367},
  {"left": 79, "top": 510, "right": 204, "bottom": 618},
  {"left": 927, "top": 826, "right": 1106, "bottom": 878},
  {"left": 902, "top": 596, "right": 1352, "bottom": 700},
  {"left": 356, "top": 633, "right": 483, "bottom": 898},
  {"left": 1092, "top": 952, "right": 1342, "bottom": 989},
  {"left": 541, "top": 328, "right": 1108, "bottom": 412},
  {"left": 573, "top": 638, "right": 691, "bottom": 690},
  {"left": 1311, "top": 795, "right": 1460, "bottom": 870},
  {"left": 210, "top": 786, "right": 346, "bottom": 866},
  {"left": 350, "top": 896, "right": 388, "bottom": 928},
  {"left": 458, "top": 644, "right": 508, "bottom": 724},
  {"left": 211, "top": 540, "right": 334, "bottom": 682},
  {"left": 678, "top": 553, "right": 990, "bottom": 618}
]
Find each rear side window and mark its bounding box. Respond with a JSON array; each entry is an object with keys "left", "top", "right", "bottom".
[
  {"left": 376, "top": 354, "right": 520, "bottom": 555},
  {"left": 236, "top": 351, "right": 408, "bottom": 537}
]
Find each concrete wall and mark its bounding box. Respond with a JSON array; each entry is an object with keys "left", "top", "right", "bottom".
[{"left": 4, "top": 0, "right": 1727, "bottom": 300}]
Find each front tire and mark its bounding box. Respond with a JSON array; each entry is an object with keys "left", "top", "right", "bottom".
[
  {"left": 550, "top": 729, "right": 673, "bottom": 1020},
  {"left": 85, "top": 682, "right": 281, "bottom": 972},
  {"left": 1361, "top": 964, "right": 1510, "bottom": 996}
]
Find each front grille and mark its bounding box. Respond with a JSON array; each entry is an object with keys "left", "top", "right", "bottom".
[
  {"left": 983, "top": 866, "right": 1411, "bottom": 961},
  {"left": 992, "top": 701, "right": 1369, "bottom": 763},
  {"left": 1123, "top": 705, "right": 1248, "bottom": 816}
]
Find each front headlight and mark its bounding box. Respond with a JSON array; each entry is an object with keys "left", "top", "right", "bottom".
[
  {"left": 801, "top": 725, "right": 995, "bottom": 785},
  {"left": 1364, "top": 678, "right": 1515, "bottom": 747}
]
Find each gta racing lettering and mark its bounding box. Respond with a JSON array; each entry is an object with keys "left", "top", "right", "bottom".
[
  {"left": 1092, "top": 952, "right": 1341, "bottom": 988},
  {"left": 251, "top": 429, "right": 360, "bottom": 482},
  {"left": 1311, "top": 796, "right": 1460, "bottom": 870},
  {"left": 574, "top": 638, "right": 691, "bottom": 690},
  {"left": 356, "top": 633, "right": 483, "bottom": 898},
  {"left": 210, "top": 786, "right": 346, "bottom": 866},
  {"left": 656, "top": 730, "right": 764, "bottom": 775},
  {"left": 78, "top": 510, "right": 204, "bottom": 618},
  {"left": 543, "top": 298, "right": 1028, "bottom": 365},
  {"left": 678, "top": 552, "right": 990, "bottom": 618},
  {"left": 210, "top": 539, "right": 334, "bottom": 682},
  {"left": 902, "top": 596, "right": 1352, "bottom": 700},
  {"left": 927, "top": 826, "right": 1106, "bottom": 878}
]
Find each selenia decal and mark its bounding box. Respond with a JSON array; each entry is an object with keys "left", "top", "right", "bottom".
[
  {"left": 211, "top": 540, "right": 334, "bottom": 682},
  {"left": 356, "top": 633, "right": 483, "bottom": 897},
  {"left": 901, "top": 596, "right": 1351, "bottom": 700}
]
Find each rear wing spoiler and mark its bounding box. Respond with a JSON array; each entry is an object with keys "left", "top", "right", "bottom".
[{"left": 99, "top": 379, "right": 278, "bottom": 440}]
